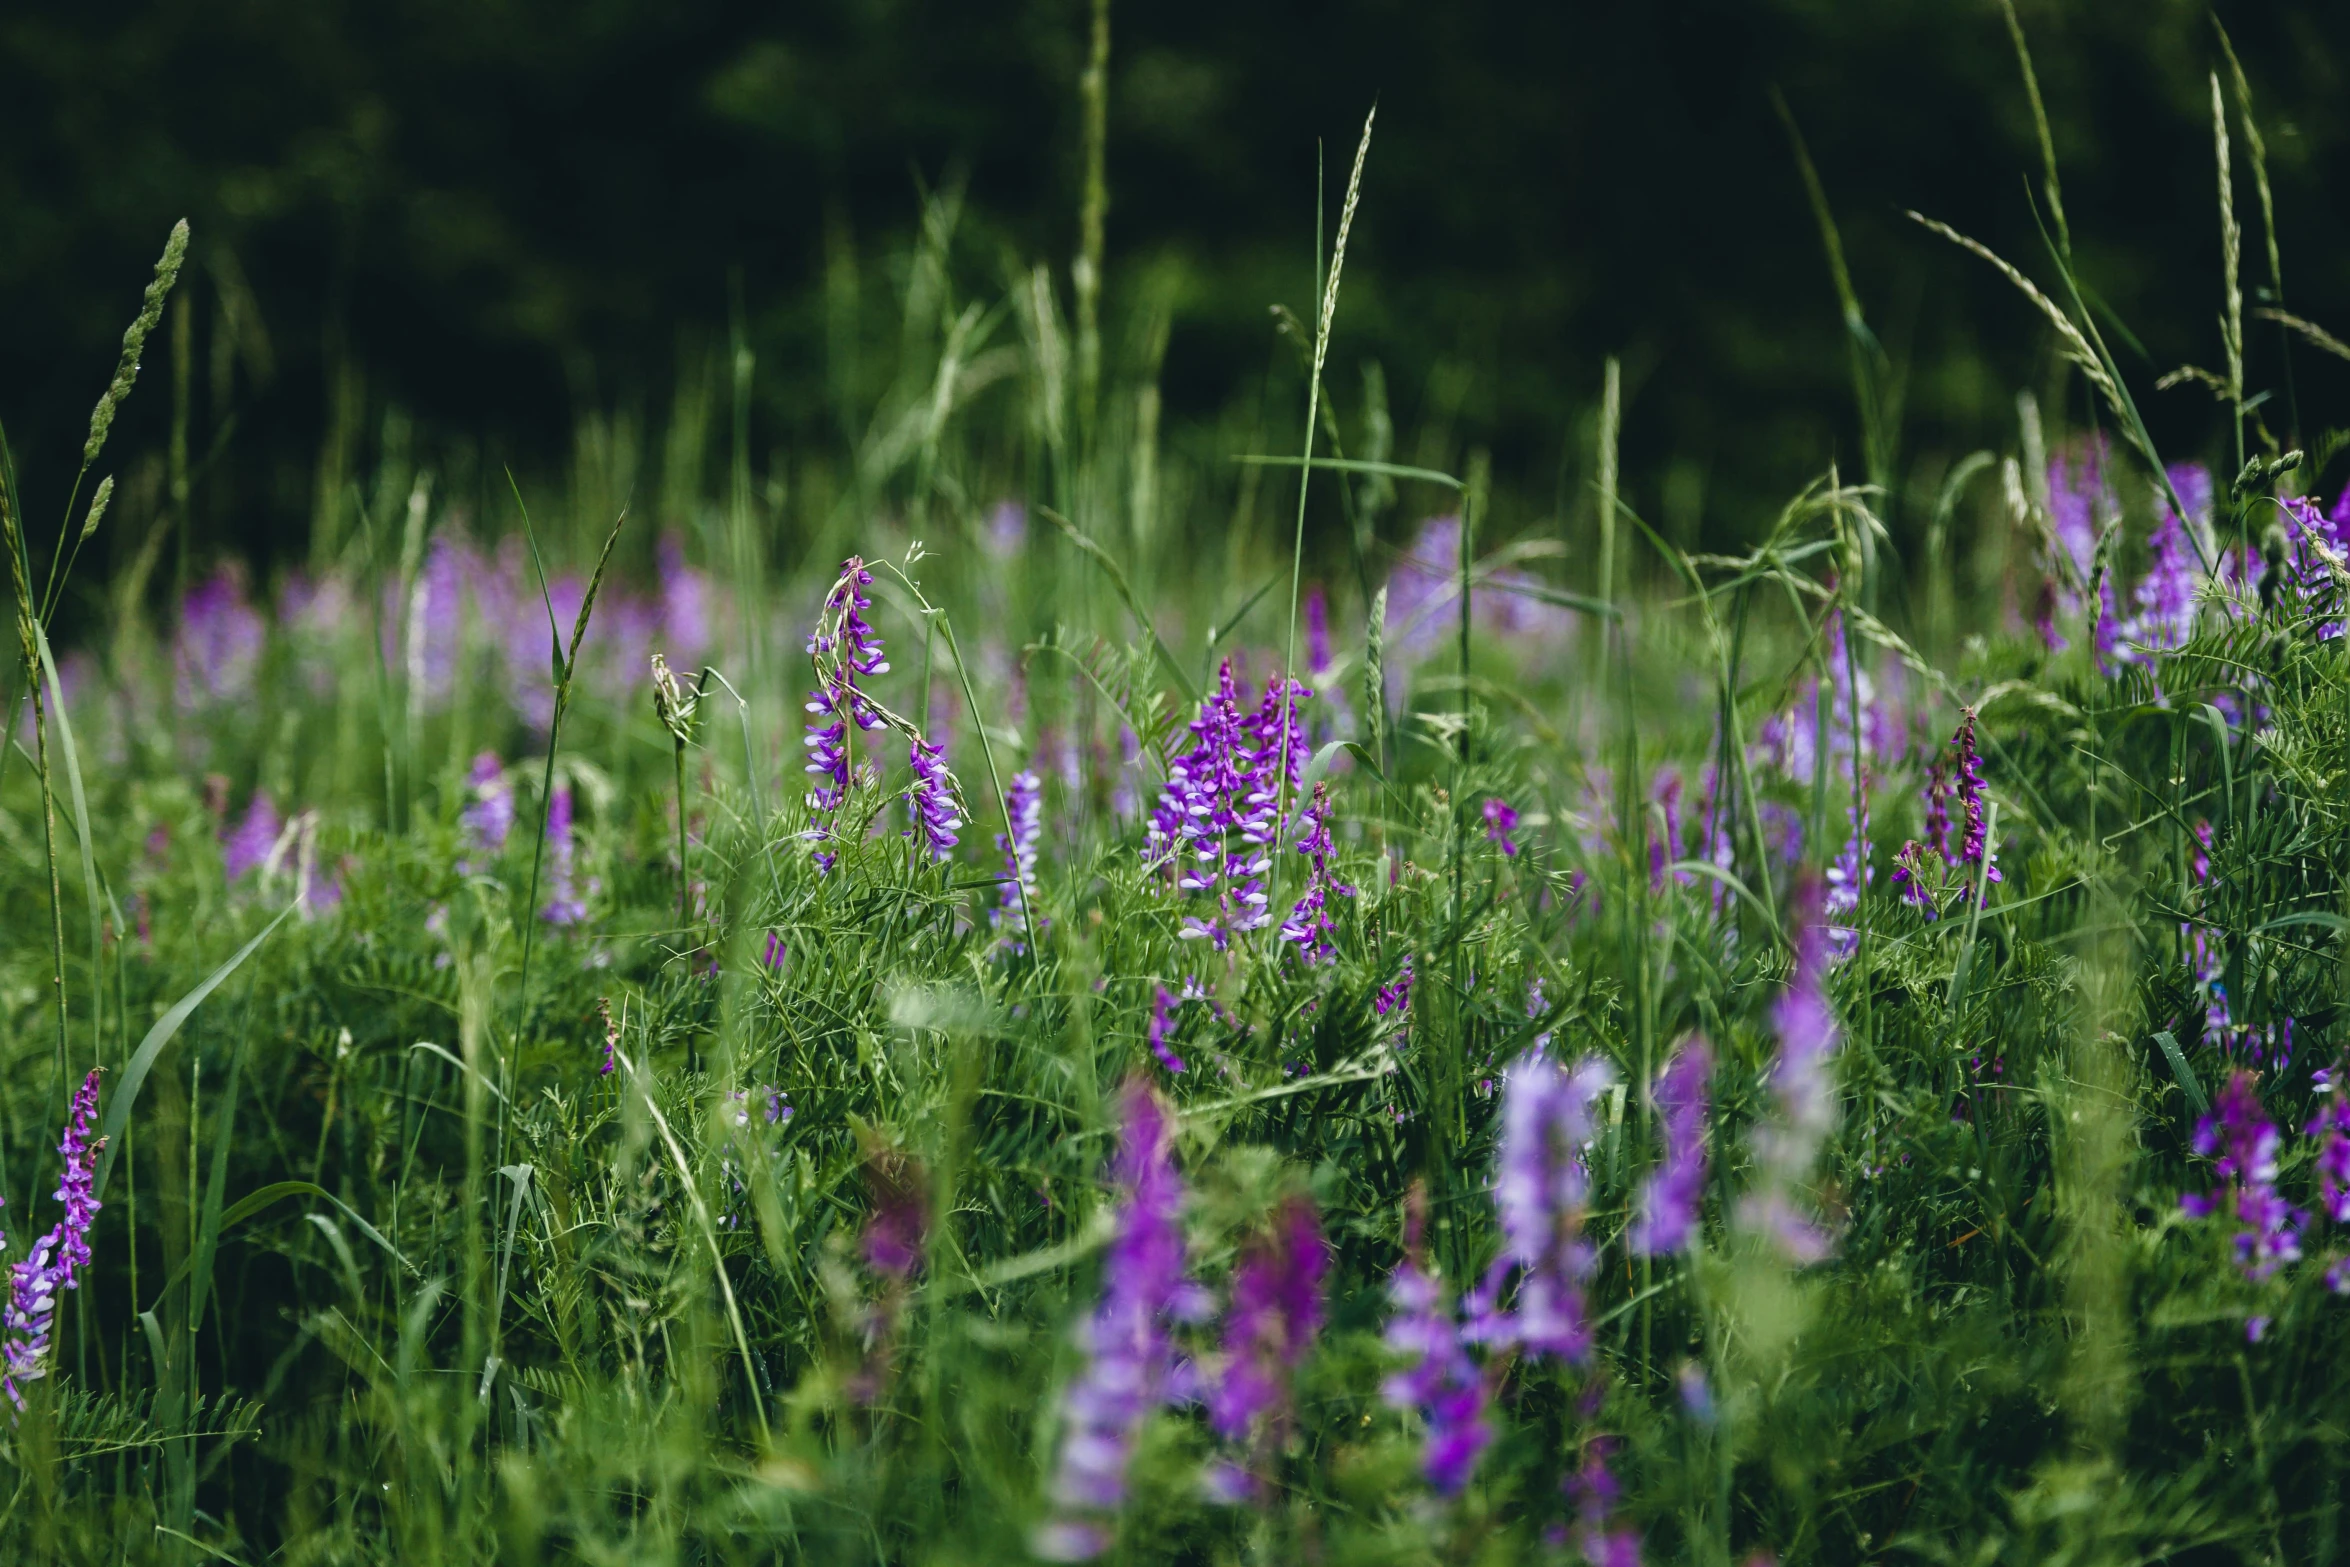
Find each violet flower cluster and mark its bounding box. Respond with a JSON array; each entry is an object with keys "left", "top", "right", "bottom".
[
  {"left": 1278, "top": 782, "right": 1354, "bottom": 966},
  {"left": 802, "top": 557, "right": 890, "bottom": 871},
  {"left": 1465, "top": 1052, "right": 1617, "bottom": 1362},
  {"left": 222, "top": 791, "right": 282, "bottom": 882},
  {"left": 905, "top": 738, "right": 962, "bottom": 861},
  {"left": 1571, "top": 1438, "right": 1644, "bottom": 1567},
  {"left": 1381, "top": 1222, "right": 1492, "bottom": 1497},
  {"left": 1145, "top": 660, "right": 1311, "bottom": 951},
  {"left": 1204, "top": 1195, "right": 1328, "bottom": 1502},
  {"left": 1146, "top": 985, "right": 1188, "bottom": 1075},
  {"left": 4, "top": 1069, "right": 104, "bottom": 1409},
  {"left": 458, "top": 752, "right": 513, "bottom": 871},
  {"left": 2181, "top": 1070, "right": 2302, "bottom": 1286},
  {"left": 1036, "top": 1083, "right": 1207, "bottom": 1560},
  {"left": 1631, "top": 1038, "right": 1712, "bottom": 1256},
  {"left": 1485, "top": 796, "right": 1521, "bottom": 858},
  {"left": 999, "top": 769, "right": 1043, "bottom": 926},
  {"left": 541, "top": 783, "right": 587, "bottom": 925},
  {"left": 1739, "top": 891, "right": 1842, "bottom": 1263}
]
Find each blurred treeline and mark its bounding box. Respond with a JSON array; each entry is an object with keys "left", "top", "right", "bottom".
[{"left": 7, "top": 0, "right": 2350, "bottom": 593}]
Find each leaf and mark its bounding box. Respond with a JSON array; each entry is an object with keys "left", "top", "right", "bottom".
[
  {"left": 2152, "top": 1030, "right": 2209, "bottom": 1117},
  {"left": 93, "top": 905, "right": 295, "bottom": 1205}
]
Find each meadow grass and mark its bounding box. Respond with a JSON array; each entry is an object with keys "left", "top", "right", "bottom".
[{"left": 4, "top": 39, "right": 2350, "bottom": 1567}]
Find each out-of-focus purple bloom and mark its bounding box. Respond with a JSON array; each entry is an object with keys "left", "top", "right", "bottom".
[
  {"left": 1823, "top": 791, "right": 1870, "bottom": 958},
  {"left": 2308, "top": 1094, "right": 2350, "bottom": 1225},
  {"left": 1280, "top": 783, "right": 1354, "bottom": 966},
  {"left": 1305, "top": 584, "right": 1334, "bottom": 678},
  {"left": 222, "top": 792, "right": 282, "bottom": 881},
  {"left": 1759, "top": 801, "right": 1804, "bottom": 867},
  {"left": 174, "top": 567, "right": 267, "bottom": 712},
  {"left": 2184, "top": 1070, "right": 2302, "bottom": 1281},
  {"left": 1647, "top": 771, "right": 1683, "bottom": 890},
  {"left": 905, "top": 738, "right": 962, "bottom": 862},
  {"left": 1381, "top": 1209, "right": 1492, "bottom": 1497},
  {"left": 999, "top": 769, "right": 1043, "bottom": 924},
  {"left": 860, "top": 1152, "right": 928, "bottom": 1280},
  {"left": 657, "top": 532, "right": 711, "bottom": 668},
  {"left": 1204, "top": 1196, "right": 1327, "bottom": 1500},
  {"left": 541, "top": 784, "right": 587, "bottom": 925},
  {"left": 1572, "top": 1439, "right": 1644, "bottom": 1567},
  {"left": 1485, "top": 796, "right": 1522, "bottom": 859},
  {"left": 3, "top": 1069, "right": 103, "bottom": 1408},
  {"left": 763, "top": 931, "right": 787, "bottom": 972},
  {"left": 1382, "top": 517, "right": 1574, "bottom": 688},
  {"left": 1677, "top": 1361, "right": 1715, "bottom": 1424},
  {"left": 1146, "top": 985, "right": 1187, "bottom": 1075},
  {"left": 1740, "top": 882, "right": 1841, "bottom": 1262},
  {"left": 1632, "top": 1039, "right": 1712, "bottom": 1255},
  {"left": 2115, "top": 487, "right": 2204, "bottom": 662},
  {"left": 459, "top": 752, "right": 513, "bottom": 869},
  {"left": 1465, "top": 1053, "right": 1616, "bottom": 1361},
  {"left": 1037, "top": 1082, "right": 1205, "bottom": 1558},
  {"left": 987, "top": 500, "right": 1029, "bottom": 557}
]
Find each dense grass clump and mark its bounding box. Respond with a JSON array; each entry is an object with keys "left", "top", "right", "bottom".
[{"left": 7, "top": 55, "right": 2350, "bottom": 1567}]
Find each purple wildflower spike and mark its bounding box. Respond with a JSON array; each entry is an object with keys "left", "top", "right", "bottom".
[
  {"left": 998, "top": 769, "right": 1043, "bottom": 927},
  {"left": 1923, "top": 751, "right": 1952, "bottom": 863},
  {"left": 1952, "top": 710, "right": 2000, "bottom": 898},
  {"left": 2308, "top": 1092, "right": 2350, "bottom": 1226},
  {"left": 3, "top": 1069, "right": 104, "bottom": 1408},
  {"left": 221, "top": 791, "right": 282, "bottom": 881},
  {"left": 1279, "top": 783, "right": 1355, "bottom": 966},
  {"left": 1465, "top": 1053, "right": 1616, "bottom": 1361},
  {"left": 1381, "top": 1196, "right": 1492, "bottom": 1497},
  {"left": 1572, "top": 1438, "right": 1644, "bottom": 1567},
  {"left": 173, "top": 567, "right": 266, "bottom": 711},
  {"left": 905, "top": 738, "right": 962, "bottom": 862},
  {"left": 1484, "top": 796, "right": 1521, "bottom": 858},
  {"left": 598, "top": 998, "right": 619, "bottom": 1076},
  {"left": 1152, "top": 661, "right": 1311, "bottom": 951},
  {"left": 860, "top": 1152, "right": 929, "bottom": 1281},
  {"left": 541, "top": 784, "right": 587, "bottom": 925},
  {"left": 1375, "top": 956, "right": 1415, "bottom": 1020},
  {"left": 1632, "top": 1039, "right": 1712, "bottom": 1255},
  {"left": 1146, "top": 986, "right": 1188, "bottom": 1074},
  {"left": 1204, "top": 1195, "right": 1328, "bottom": 1501},
  {"left": 2184, "top": 1070, "right": 2302, "bottom": 1281},
  {"left": 1037, "top": 1083, "right": 1206, "bottom": 1559},
  {"left": 459, "top": 752, "right": 513, "bottom": 869},
  {"left": 802, "top": 558, "right": 889, "bottom": 871},
  {"left": 1740, "top": 880, "right": 1841, "bottom": 1262}
]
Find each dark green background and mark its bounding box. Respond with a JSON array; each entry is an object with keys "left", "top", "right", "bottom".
[{"left": 4, "top": 0, "right": 2348, "bottom": 562}]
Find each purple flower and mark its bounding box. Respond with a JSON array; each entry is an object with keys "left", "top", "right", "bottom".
[
  {"left": 1146, "top": 986, "right": 1187, "bottom": 1075},
  {"left": 657, "top": 532, "right": 712, "bottom": 668},
  {"left": 1740, "top": 882, "right": 1841, "bottom": 1262},
  {"left": 1304, "top": 584, "right": 1334, "bottom": 679},
  {"left": 1381, "top": 1212, "right": 1492, "bottom": 1497},
  {"left": 541, "top": 784, "right": 587, "bottom": 925},
  {"left": 1279, "top": 783, "right": 1355, "bottom": 966},
  {"left": 1923, "top": 751, "right": 1953, "bottom": 862},
  {"left": 4, "top": 1069, "right": 104, "bottom": 1408},
  {"left": 1888, "top": 840, "right": 1940, "bottom": 918},
  {"left": 998, "top": 769, "right": 1043, "bottom": 928},
  {"left": 174, "top": 567, "right": 266, "bottom": 712},
  {"left": 1151, "top": 662, "right": 1309, "bottom": 951},
  {"left": 598, "top": 998, "right": 618, "bottom": 1076},
  {"left": 222, "top": 791, "right": 282, "bottom": 882},
  {"left": 1382, "top": 516, "right": 1574, "bottom": 683},
  {"left": 905, "top": 738, "right": 962, "bottom": 862},
  {"left": 1648, "top": 771, "right": 1683, "bottom": 890},
  {"left": 459, "top": 752, "right": 513, "bottom": 867},
  {"left": 1572, "top": 1439, "right": 1644, "bottom": 1567},
  {"left": 1204, "top": 1196, "right": 1328, "bottom": 1500},
  {"left": 1632, "top": 1039, "right": 1712, "bottom": 1255},
  {"left": 860, "top": 1153, "right": 928, "bottom": 1281},
  {"left": 802, "top": 558, "right": 889, "bottom": 869},
  {"left": 2309, "top": 1095, "right": 2350, "bottom": 1226},
  {"left": 2185, "top": 1070, "right": 2302, "bottom": 1281},
  {"left": 1037, "top": 1082, "right": 1205, "bottom": 1557},
  {"left": 1484, "top": 796, "right": 1521, "bottom": 858},
  {"left": 1375, "top": 956, "right": 1415, "bottom": 1021},
  {"left": 1465, "top": 1053, "right": 1616, "bottom": 1362},
  {"left": 1951, "top": 710, "right": 2001, "bottom": 898}
]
